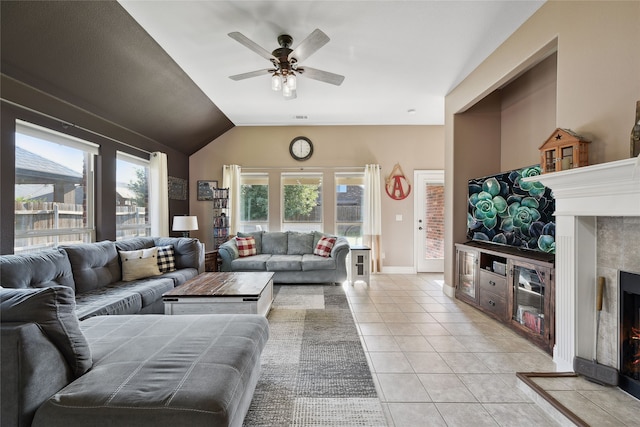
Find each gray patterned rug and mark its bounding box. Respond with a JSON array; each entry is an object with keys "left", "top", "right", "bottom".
[{"left": 243, "top": 285, "right": 387, "bottom": 427}]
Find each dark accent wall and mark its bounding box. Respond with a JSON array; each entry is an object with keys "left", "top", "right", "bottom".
[{"left": 1, "top": 85, "right": 190, "bottom": 254}]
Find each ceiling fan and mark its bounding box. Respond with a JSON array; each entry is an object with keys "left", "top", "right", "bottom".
[{"left": 228, "top": 29, "right": 345, "bottom": 100}]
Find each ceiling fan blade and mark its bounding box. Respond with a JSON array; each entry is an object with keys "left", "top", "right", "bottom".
[
  {"left": 298, "top": 66, "right": 345, "bottom": 86},
  {"left": 288, "top": 29, "right": 329, "bottom": 63},
  {"left": 229, "top": 69, "right": 271, "bottom": 81},
  {"left": 228, "top": 32, "right": 278, "bottom": 62}
]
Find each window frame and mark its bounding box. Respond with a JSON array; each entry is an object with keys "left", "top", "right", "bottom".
[
  {"left": 115, "top": 150, "right": 151, "bottom": 240},
  {"left": 239, "top": 172, "right": 270, "bottom": 233},
  {"left": 281, "top": 172, "right": 323, "bottom": 232},
  {"left": 335, "top": 172, "right": 364, "bottom": 246},
  {"left": 14, "top": 120, "right": 97, "bottom": 252}
]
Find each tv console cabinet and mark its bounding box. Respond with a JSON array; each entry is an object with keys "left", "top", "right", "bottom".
[{"left": 455, "top": 241, "right": 555, "bottom": 354}]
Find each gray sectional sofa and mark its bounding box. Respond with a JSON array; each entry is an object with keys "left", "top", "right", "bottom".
[
  {"left": 0, "top": 237, "right": 270, "bottom": 427},
  {"left": 218, "top": 231, "right": 350, "bottom": 284},
  {"left": 1, "top": 237, "right": 204, "bottom": 320}
]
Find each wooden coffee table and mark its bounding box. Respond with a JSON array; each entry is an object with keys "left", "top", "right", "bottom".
[{"left": 163, "top": 272, "right": 274, "bottom": 316}]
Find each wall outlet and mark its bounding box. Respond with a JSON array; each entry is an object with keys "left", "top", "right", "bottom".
[{"left": 395, "top": 214, "right": 403, "bottom": 221}]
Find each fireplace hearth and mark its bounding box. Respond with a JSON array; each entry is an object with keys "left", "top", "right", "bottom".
[{"left": 620, "top": 270, "right": 640, "bottom": 399}]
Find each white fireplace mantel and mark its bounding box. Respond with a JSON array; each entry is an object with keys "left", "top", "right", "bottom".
[
  {"left": 527, "top": 157, "right": 640, "bottom": 216},
  {"left": 523, "top": 157, "right": 640, "bottom": 371}
]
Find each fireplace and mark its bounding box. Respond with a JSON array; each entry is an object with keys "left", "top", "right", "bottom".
[
  {"left": 525, "top": 157, "right": 640, "bottom": 374},
  {"left": 620, "top": 270, "right": 640, "bottom": 399}
]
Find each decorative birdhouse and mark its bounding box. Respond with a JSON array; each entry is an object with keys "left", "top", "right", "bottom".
[{"left": 539, "top": 128, "right": 590, "bottom": 173}]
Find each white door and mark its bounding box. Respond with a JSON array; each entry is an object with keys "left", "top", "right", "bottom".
[{"left": 414, "top": 170, "right": 445, "bottom": 272}]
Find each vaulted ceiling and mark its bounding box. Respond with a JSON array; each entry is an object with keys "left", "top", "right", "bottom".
[{"left": 1, "top": 1, "right": 544, "bottom": 156}]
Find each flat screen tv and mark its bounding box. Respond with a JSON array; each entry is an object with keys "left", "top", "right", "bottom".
[{"left": 467, "top": 165, "right": 555, "bottom": 254}]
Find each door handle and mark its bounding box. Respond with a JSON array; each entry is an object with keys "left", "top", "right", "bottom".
[{"left": 418, "top": 227, "right": 423, "bottom": 230}]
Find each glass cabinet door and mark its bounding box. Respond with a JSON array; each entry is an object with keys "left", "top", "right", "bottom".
[
  {"left": 457, "top": 249, "right": 478, "bottom": 300},
  {"left": 512, "top": 264, "right": 546, "bottom": 336}
]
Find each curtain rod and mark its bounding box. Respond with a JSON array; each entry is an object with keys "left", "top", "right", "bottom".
[
  {"left": 1, "top": 97, "right": 152, "bottom": 155},
  {"left": 241, "top": 166, "right": 366, "bottom": 171}
]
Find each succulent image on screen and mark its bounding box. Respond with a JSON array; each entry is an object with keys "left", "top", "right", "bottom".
[{"left": 467, "top": 165, "right": 555, "bottom": 254}]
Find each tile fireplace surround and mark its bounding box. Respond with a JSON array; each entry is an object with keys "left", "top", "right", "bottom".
[{"left": 526, "top": 156, "right": 640, "bottom": 373}]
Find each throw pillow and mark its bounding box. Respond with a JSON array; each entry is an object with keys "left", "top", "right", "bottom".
[
  {"left": 119, "top": 247, "right": 162, "bottom": 281},
  {"left": 156, "top": 245, "right": 176, "bottom": 273},
  {"left": 314, "top": 236, "right": 336, "bottom": 257},
  {"left": 236, "top": 236, "right": 257, "bottom": 257},
  {"left": 0, "top": 286, "right": 93, "bottom": 377}
]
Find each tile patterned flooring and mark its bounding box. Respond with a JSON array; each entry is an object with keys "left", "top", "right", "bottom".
[{"left": 343, "top": 273, "right": 640, "bottom": 427}]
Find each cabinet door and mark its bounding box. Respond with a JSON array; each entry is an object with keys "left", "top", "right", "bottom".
[
  {"left": 456, "top": 248, "right": 478, "bottom": 303},
  {"left": 509, "top": 260, "right": 553, "bottom": 350}
]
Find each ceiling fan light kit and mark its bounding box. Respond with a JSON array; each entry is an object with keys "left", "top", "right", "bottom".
[{"left": 228, "top": 29, "right": 344, "bottom": 100}]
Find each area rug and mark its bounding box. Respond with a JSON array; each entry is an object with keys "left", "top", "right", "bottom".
[{"left": 243, "top": 285, "right": 387, "bottom": 427}]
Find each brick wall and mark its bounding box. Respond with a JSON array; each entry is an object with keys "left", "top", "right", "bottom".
[{"left": 425, "top": 184, "right": 444, "bottom": 259}]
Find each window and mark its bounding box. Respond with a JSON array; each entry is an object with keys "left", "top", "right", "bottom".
[
  {"left": 282, "top": 173, "right": 322, "bottom": 232},
  {"left": 14, "top": 120, "right": 97, "bottom": 253},
  {"left": 239, "top": 173, "right": 269, "bottom": 232},
  {"left": 336, "top": 173, "right": 364, "bottom": 245},
  {"left": 116, "top": 151, "right": 150, "bottom": 240}
]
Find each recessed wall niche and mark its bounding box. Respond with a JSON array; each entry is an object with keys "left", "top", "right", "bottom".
[{"left": 452, "top": 52, "right": 558, "bottom": 247}]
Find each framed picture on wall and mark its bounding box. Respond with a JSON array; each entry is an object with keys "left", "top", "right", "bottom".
[
  {"left": 168, "top": 176, "right": 187, "bottom": 200},
  {"left": 197, "top": 180, "right": 218, "bottom": 201}
]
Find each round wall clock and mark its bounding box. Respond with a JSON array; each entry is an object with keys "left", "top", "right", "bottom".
[{"left": 289, "top": 136, "right": 313, "bottom": 161}]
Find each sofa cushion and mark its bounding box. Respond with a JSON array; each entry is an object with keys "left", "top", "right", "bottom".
[
  {"left": 0, "top": 286, "right": 92, "bottom": 377},
  {"left": 119, "top": 247, "right": 162, "bottom": 282},
  {"left": 33, "top": 314, "right": 269, "bottom": 427},
  {"left": 266, "top": 254, "right": 302, "bottom": 271},
  {"left": 237, "top": 236, "right": 257, "bottom": 257},
  {"left": 114, "top": 237, "right": 155, "bottom": 252},
  {"left": 160, "top": 268, "right": 199, "bottom": 287},
  {"left": 314, "top": 236, "right": 336, "bottom": 257},
  {"left": 262, "top": 231, "right": 288, "bottom": 255},
  {"left": 301, "top": 254, "right": 338, "bottom": 271},
  {"left": 156, "top": 245, "right": 176, "bottom": 273},
  {"left": 74, "top": 286, "right": 143, "bottom": 321},
  {"left": 62, "top": 241, "right": 120, "bottom": 293},
  {"left": 287, "top": 231, "right": 314, "bottom": 255},
  {"left": 238, "top": 231, "right": 263, "bottom": 254},
  {"left": 0, "top": 248, "right": 76, "bottom": 291},
  {"left": 231, "top": 254, "right": 270, "bottom": 271}
]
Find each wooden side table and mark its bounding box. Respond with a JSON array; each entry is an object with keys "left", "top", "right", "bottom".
[
  {"left": 350, "top": 245, "right": 371, "bottom": 285},
  {"left": 204, "top": 250, "right": 219, "bottom": 272}
]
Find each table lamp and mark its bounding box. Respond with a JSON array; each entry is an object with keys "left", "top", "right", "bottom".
[{"left": 172, "top": 215, "right": 198, "bottom": 238}]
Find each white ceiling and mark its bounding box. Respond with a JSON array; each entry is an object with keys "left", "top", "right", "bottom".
[{"left": 119, "top": 1, "right": 544, "bottom": 127}]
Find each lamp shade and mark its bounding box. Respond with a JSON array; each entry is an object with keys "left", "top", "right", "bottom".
[{"left": 172, "top": 216, "right": 198, "bottom": 232}]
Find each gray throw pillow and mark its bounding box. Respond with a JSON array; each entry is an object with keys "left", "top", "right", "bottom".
[{"left": 0, "top": 286, "right": 93, "bottom": 377}]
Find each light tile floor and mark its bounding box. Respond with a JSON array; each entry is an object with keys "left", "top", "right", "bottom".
[{"left": 344, "top": 273, "right": 640, "bottom": 427}]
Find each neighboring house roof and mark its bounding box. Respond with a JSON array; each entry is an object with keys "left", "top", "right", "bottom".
[{"left": 15, "top": 146, "right": 83, "bottom": 183}]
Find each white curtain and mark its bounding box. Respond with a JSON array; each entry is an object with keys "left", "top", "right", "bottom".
[
  {"left": 364, "top": 164, "right": 382, "bottom": 273},
  {"left": 222, "top": 164, "right": 241, "bottom": 234},
  {"left": 149, "top": 152, "right": 169, "bottom": 237}
]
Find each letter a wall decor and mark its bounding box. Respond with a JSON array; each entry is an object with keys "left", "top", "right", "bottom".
[{"left": 385, "top": 163, "right": 411, "bottom": 200}]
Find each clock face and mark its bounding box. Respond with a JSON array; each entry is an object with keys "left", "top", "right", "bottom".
[{"left": 289, "top": 137, "right": 313, "bottom": 161}]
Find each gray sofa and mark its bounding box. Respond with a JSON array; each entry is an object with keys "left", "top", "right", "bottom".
[
  {"left": 1, "top": 237, "right": 204, "bottom": 320},
  {"left": 218, "top": 231, "right": 350, "bottom": 284},
  {"left": 0, "top": 238, "right": 270, "bottom": 427}
]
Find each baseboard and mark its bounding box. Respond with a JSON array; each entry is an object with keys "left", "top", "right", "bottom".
[{"left": 379, "top": 266, "right": 416, "bottom": 274}]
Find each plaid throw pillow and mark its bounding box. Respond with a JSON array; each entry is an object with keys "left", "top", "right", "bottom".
[
  {"left": 156, "top": 245, "right": 176, "bottom": 273},
  {"left": 237, "top": 237, "right": 257, "bottom": 257},
  {"left": 313, "top": 236, "right": 336, "bottom": 257}
]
